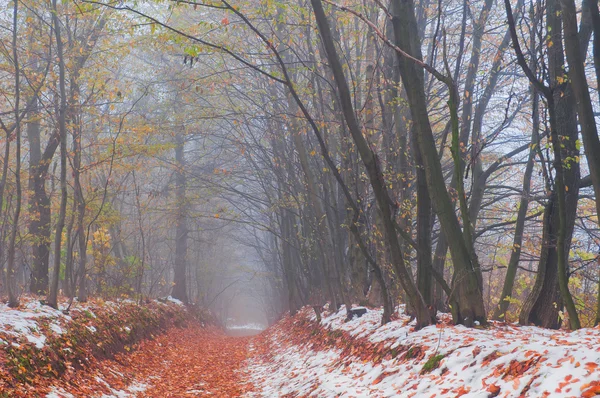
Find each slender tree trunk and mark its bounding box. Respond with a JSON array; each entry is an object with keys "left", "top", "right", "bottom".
[
  {"left": 48, "top": 0, "right": 69, "bottom": 309},
  {"left": 171, "top": 131, "right": 188, "bottom": 303},
  {"left": 596, "top": 261, "right": 600, "bottom": 326},
  {"left": 587, "top": 0, "right": 600, "bottom": 104},
  {"left": 311, "top": 0, "right": 433, "bottom": 328},
  {"left": 493, "top": 95, "right": 538, "bottom": 320},
  {"left": 76, "top": 205, "right": 88, "bottom": 302},
  {"left": 493, "top": 3, "right": 539, "bottom": 320},
  {"left": 133, "top": 171, "right": 146, "bottom": 300},
  {"left": 413, "top": 130, "right": 433, "bottom": 310},
  {"left": 7, "top": 0, "right": 21, "bottom": 308},
  {"left": 64, "top": 202, "right": 75, "bottom": 297},
  {"left": 390, "top": 0, "right": 486, "bottom": 326}
]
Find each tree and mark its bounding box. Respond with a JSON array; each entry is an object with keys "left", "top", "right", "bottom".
[{"left": 48, "top": 0, "right": 69, "bottom": 309}]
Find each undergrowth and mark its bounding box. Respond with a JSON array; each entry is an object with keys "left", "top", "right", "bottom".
[{"left": 0, "top": 299, "right": 207, "bottom": 392}]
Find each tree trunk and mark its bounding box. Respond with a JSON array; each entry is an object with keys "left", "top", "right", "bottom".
[
  {"left": 521, "top": 0, "right": 580, "bottom": 329},
  {"left": 493, "top": 97, "right": 538, "bottom": 320},
  {"left": 493, "top": 3, "right": 538, "bottom": 320},
  {"left": 64, "top": 203, "right": 75, "bottom": 298},
  {"left": 413, "top": 130, "right": 434, "bottom": 310},
  {"left": 310, "top": 0, "right": 433, "bottom": 328},
  {"left": 171, "top": 132, "right": 188, "bottom": 303},
  {"left": 7, "top": 0, "right": 21, "bottom": 308},
  {"left": 390, "top": 0, "right": 486, "bottom": 326},
  {"left": 561, "top": 0, "right": 600, "bottom": 251},
  {"left": 48, "top": 0, "right": 68, "bottom": 309},
  {"left": 27, "top": 94, "right": 55, "bottom": 295}
]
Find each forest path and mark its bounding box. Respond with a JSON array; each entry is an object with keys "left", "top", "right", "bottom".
[
  {"left": 48, "top": 325, "right": 257, "bottom": 397},
  {"left": 120, "top": 326, "right": 255, "bottom": 397}
]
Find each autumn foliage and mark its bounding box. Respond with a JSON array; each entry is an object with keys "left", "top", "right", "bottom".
[{"left": 0, "top": 299, "right": 195, "bottom": 396}]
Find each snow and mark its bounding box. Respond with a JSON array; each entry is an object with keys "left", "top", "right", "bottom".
[
  {"left": 95, "top": 376, "right": 149, "bottom": 397},
  {"left": 0, "top": 297, "right": 184, "bottom": 397},
  {"left": 166, "top": 296, "right": 184, "bottom": 306},
  {"left": 46, "top": 387, "right": 75, "bottom": 398},
  {"left": 46, "top": 381, "right": 148, "bottom": 398},
  {"left": 0, "top": 296, "right": 179, "bottom": 350},
  {"left": 227, "top": 322, "right": 266, "bottom": 331},
  {"left": 0, "top": 299, "right": 71, "bottom": 349},
  {"left": 248, "top": 306, "right": 600, "bottom": 397},
  {"left": 45, "top": 375, "right": 148, "bottom": 398}
]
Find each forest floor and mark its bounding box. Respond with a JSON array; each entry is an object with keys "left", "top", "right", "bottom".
[
  {"left": 47, "top": 325, "right": 255, "bottom": 397},
  {"left": 246, "top": 306, "right": 600, "bottom": 398},
  {"left": 0, "top": 296, "right": 256, "bottom": 397},
  {"left": 4, "top": 300, "right": 600, "bottom": 397}
]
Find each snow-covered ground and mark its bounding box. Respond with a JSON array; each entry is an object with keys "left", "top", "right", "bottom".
[
  {"left": 0, "top": 296, "right": 187, "bottom": 398},
  {"left": 247, "top": 306, "right": 600, "bottom": 397},
  {"left": 227, "top": 322, "right": 266, "bottom": 331},
  {"left": 0, "top": 299, "right": 72, "bottom": 349},
  {"left": 46, "top": 380, "right": 148, "bottom": 398},
  {"left": 0, "top": 296, "right": 184, "bottom": 352}
]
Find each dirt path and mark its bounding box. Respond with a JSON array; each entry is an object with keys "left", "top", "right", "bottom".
[
  {"left": 126, "top": 327, "right": 254, "bottom": 397},
  {"left": 49, "top": 326, "right": 256, "bottom": 397}
]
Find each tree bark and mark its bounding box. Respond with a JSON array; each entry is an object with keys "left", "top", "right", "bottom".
[
  {"left": 561, "top": 0, "right": 600, "bottom": 249},
  {"left": 493, "top": 94, "right": 538, "bottom": 320},
  {"left": 505, "top": 0, "right": 581, "bottom": 330},
  {"left": 48, "top": 0, "right": 69, "bottom": 309},
  {"left": 310, "top": 0, "right": 433, "bottom": 327},
  {"left": 171, "top": 131, "right": 188, "bottom": 303},
  {"left": 7, "top": 0, "right": 21, "bottom": 308},
  {"left": 390, "top": 0, "right": 486, "bottom": 326}
]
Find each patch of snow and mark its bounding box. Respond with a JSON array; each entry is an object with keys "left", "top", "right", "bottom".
[
  {"left": 166, "top": 296, "right": 183, "bottom": 306},
  {"left": 46, "top": 387, "right": 75, "bottom": 398},
  {"left": 50, "top": 322, "right": 64, "bottom": 335},
  {"left": 26, "top": 333, "right": 46, "bottom": 349},
  {"left": 92, "top": 375, "right": 149, "bottom": 397},
  {"left": 127, "top": 382, "right": 148, "bottom": 393},
  {"left": 0, "top": 297, "right": 146, "bottom": 350},
  {"left": 0, "top": 300, "right": 70, "bottom": 349},
  {"left": 227, "top": 322, "right": 266, "bottom": 331},
  {"left": 249, "top": 306, "right": 600, "bottom": 397}
]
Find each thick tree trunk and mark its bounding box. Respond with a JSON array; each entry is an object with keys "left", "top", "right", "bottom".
[
  {"left": 27, "top": 96, "right": 55, "bottom": 295},
  {"left": 390, "top": 0, "right": 486, "bottom": 326},
  {"left": 561, "top": 0, "right": 600, "bottom": 248},
  {"left": 281, "top": 211, "right": 302, "bottom": 315},
  {"left": 311, "top": 0, "right": 433, "bottom": 328},
  {"left": 413, "top": 132, "right": 433, "bottom": 310},
  {"left": 516, "top": 0, "right": 581, "bottom": 329}
]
